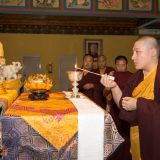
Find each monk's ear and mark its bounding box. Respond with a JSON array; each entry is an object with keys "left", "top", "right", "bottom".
[{"left": 150, "top": 48, "right": 157, "bottom": 57}]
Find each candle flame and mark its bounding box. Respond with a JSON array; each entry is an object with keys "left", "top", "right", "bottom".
[{"left": 75, "top": 64, "right": 77, "bottom": 69}]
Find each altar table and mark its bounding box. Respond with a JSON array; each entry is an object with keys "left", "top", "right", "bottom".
[{"left": 1, "top": 92, "right": 124, "bottom": 160}]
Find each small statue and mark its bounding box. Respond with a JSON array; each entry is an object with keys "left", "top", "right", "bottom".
[{"left": 2, "top": 62, "right": 22, "bottom": 80}]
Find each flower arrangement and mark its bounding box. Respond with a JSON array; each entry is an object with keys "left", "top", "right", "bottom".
[{"left": 24, "top": 74, "right": 53, "bottom": 91}]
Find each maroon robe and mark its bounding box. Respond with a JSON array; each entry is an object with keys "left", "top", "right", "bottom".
[
  {"left": 114, "top": 71, "right": 133, "bottom": 91},
  {"left": 111, "top": 71, "right": 133, "bottom": 134},
  {"left": 108, "top": 71, "right": 133, "bottom": 160},
  {"left": 78, "top": 71, "right": 96, "bottom": 101},
  {"left": 119, "top": 60, "right": 160, "bottom": 160},
  {"left": 93, "top": 67, "right": 115, "bottom": 109}
]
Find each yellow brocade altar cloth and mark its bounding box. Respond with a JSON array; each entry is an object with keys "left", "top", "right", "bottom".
[
  {"left": 0, "top": 79, "right": 21, "bottom": 111},
  {"left": 0, "top": 89, "right": 18, "bottom": 111},
  {"left": 3, "top": 79, "right": 21, "bottom": 90},
  {"left": 4, "top": 92, "right": 78, "bottom": 150}
]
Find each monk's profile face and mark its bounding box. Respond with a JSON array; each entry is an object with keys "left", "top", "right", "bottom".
[
  {"left": 97, "top": 56, "right": 106, "bottom": 69},
  {"left": 83, "top": 55, "right": 93, "bottom": 70},
  {"left": 115, "top": 59, "right": 127, "bottom": 72},
  {"left": 132, "top": 40, "right": 153, "bottom": 70}
]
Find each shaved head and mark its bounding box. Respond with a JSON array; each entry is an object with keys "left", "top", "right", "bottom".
[{"left": 137, "top": 36, "right": 160, "bottom": 58}]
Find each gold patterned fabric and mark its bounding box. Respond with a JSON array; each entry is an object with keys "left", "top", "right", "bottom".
[
  {"left": 131, "top": 64, "right": 157, "bottom": 160},
  {"left": 0, "top": 83, "right": 6, "bottom": 94},
  {"left": 0, "top": 89, "right": 18, "bottom": 111},
  {"left": 5, "top": 92, "right": 78, "bottom": 150},
  {"left": 0, "top": 79, "right": 21, "bottom": 111},
  {"left": 3, "top": 79, "right": 21, "bottom": 90}
]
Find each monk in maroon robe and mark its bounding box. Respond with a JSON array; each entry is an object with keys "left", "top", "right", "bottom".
[
  {"left": 119, "top": 62, "right": 160, "bottom": 160},
  {"left": 78, "top": 54, "right": 96, "bottom": 101},
  {"left": 107, "top": 71, "right": 132, "bottom": 160},
  {"left": 106, "top": 55, "right": 133, "bottom": 160},
  {"left": 93, "top": 55, "right": 115, "bottom": 109},
  {"left": 78, "top": 72, "right": 96, "bottom": 100},
  {"left": 101, "top": 36, "right": 160, "bottom": 160}
]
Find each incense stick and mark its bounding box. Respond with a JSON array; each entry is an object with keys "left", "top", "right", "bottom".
[
  {"left": 75, "top": 67, "right": 115, "bottom": 80},
  {"left": 76, "top": 67, "right": 101, "bottom": 76}
]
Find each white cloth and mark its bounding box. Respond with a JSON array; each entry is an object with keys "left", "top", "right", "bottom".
[{"left": 70, "top": 97, "right": 104, "bottom": 160}]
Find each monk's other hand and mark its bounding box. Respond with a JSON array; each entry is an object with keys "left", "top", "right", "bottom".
[
  {"left": 83, "top": 83, "right": 94, "bottom": 90},
  {"left": 100, "top": 74, "right": 117, "bottom": 89},
  {"left": 122, "top": 97, "right": 137, "bottom": 111}
]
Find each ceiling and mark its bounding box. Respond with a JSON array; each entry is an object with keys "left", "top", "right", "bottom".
[
  {"left": 0, "top": 14, "right": 159, "bottom": 35},
  {"left": 138, "top": 18, "right": 160, "bottom": 35}
]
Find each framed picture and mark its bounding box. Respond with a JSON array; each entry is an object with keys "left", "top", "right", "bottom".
[
  {"left": 84, "top": 39, "right": 102, "bottom": 59},
  {"left": 127, "top": 0, "right": 153, "bottom": 12}
]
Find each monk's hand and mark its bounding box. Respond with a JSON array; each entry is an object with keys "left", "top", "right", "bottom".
[
  {"left": 122, "top": 97, "right": 137, "bottom": 111},
  {"left": 83, "top": 83, "right": 94, "bottom": 90},
  {"left": 100, "top": 74, "right": 117, "bottom": 90}
]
